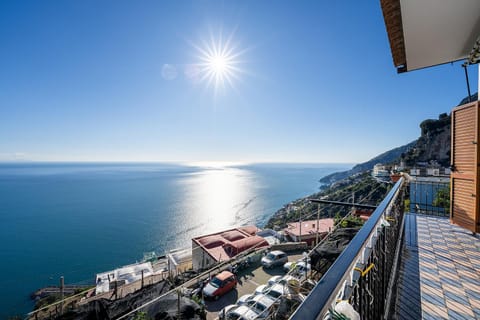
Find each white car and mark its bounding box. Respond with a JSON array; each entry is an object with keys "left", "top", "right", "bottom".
[
  {"left": 261, "top": 250, "right": 288, "bottom": 268},
  {"left": 261, "top": 283, "right": 285, "bottom": 300},
  {"left": 254, "top": 284, "right": 268, "bottom": 295},
  {"left": 219, "top": 305, "right": 261, "bottom": 320},
  {"left": 283, "top": 261, "right": 311, "bottom": 274},
  {"left": 218, "top": 304, "right": 239, "bottom": 320},
  {"left": 267, "top": 274, "right": 297, "bottom": 286},
  {"left": 267, "top": 275, "right": 283, "bottom": 286},
  {"left": 237, "top": 293, "right": 255, "bottom": 305},
  {"left": 245, "top": 294, "right": 276, "bottom": 317}
]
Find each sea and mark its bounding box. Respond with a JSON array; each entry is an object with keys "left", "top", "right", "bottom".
[{"left": 0, "top": 162, "right": 351, "bottom": 317}]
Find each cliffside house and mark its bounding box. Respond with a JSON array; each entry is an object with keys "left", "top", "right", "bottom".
[
  {"left": 283, "top": 218, "right": 334, "bottom": 246},
  {"left": 191, "top": 225, "right": 269, "bottom": 270}
]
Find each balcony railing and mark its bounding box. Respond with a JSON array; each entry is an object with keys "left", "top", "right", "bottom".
[
  {"left": 409, "top": 176, "right": 449, "bottom": 217},
  {"left": 290, "top": 177, "right": 407, "bottom": 320}
]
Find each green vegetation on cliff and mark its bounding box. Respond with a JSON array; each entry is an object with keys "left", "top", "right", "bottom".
[{"left": 265, "top": 172, "right": 391, "bottom": 229}]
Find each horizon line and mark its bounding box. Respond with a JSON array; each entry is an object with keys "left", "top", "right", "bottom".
[{"left": 0, "top": 160, "right": 356, "bottom": 166}]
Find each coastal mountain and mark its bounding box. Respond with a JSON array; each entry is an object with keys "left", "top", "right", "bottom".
[
  {"left": 319, "top": 141, "right": 415, "bottom": 184},
  {"left": 320, "top": 93, "right": 477, "bottom": 184},
  {"left": 267, "top": 93, "right": 477, "bottom": 229}
]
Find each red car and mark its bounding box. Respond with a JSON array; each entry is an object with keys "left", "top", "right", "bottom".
[{"left": 202, "top": 270, "right": 237, "bottom": 300}]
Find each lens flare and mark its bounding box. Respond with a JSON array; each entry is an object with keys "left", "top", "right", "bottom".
[{"left": 192, "top": 29, "right": 246, "bottom": 95}]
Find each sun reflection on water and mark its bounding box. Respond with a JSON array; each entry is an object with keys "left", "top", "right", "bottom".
[{"left": 172, "top": 167, "right": 262, "bottom": 246}]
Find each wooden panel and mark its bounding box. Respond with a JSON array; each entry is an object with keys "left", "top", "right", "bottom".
[
  {"left": 451, "top": 101, "right": 479, "bottom": 233},
  {"left": 452, "top": 104, "right": 476, "bottom": 173},
  {"left": 452, "top": 179, "right": 476, "bottom": 230}
]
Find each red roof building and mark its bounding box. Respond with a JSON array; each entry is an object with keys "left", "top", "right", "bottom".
[
  {"left": 284, "top": 218, "right": 334, "bottom": 246},
  {"left": 192, "top": 226, "right": 269, "bottom": 270}
]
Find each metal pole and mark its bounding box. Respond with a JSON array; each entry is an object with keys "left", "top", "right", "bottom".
[
  {"left": 60, "top": 276, "right": 64, "bottom": 315},
  {"left": 141, "top": 270, "right": 144, "bottom": 288},
  {"left": 304, "top": 254, "right": 308, "bottom": 280},
  {"left": 463, "top": 64, "right": 472, "bottom": 103},
  {"left": 299, "top": 206, "right": 302, "bottom": 243},
  {"left": 316, "top": 204, "right": 320, "bottom": 245},
  {"left": 352, "top": 192, "right": 356, "bottom": 217}
]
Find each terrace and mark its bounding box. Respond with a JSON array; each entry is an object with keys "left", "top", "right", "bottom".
[{"left": 291, "top": 176, "right": 480, "bottom": 320}]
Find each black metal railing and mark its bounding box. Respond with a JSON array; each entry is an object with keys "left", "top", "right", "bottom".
[
  {"left": 409, "top": 177, "right": 449, "bottom": 217},
  {"left": 290, "top": 178, "right": 406, "bottom": 320}
]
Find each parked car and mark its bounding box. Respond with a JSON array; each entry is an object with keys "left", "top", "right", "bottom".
[
  {"left": 218, "top": 304, "right": 239, "bottom": 320},
  {"left": 283, "top": 260, "right": 311, "bottom": 274},
  {"left": 259, "top": 283, "right": 285, "bottom": 300},
  {"left": 245, "top": 294, "right": 276, "bottom": 317},
  {"left": 267, "top": 275, "right": 283, "bottom": 286},
  {"left": 254, "top": 284, "right": 268, "bottom": 295},
  {"left": 237, "top": 293, "right": 256, "bottom": 305},
  {"left": 261, "top": 250, "right": 288, "bottom": 268},
  {"left": 219, "top": 304, "right": 261, "bottom": 320},
  {"left": 202, "top": 270, "right": 237, "bottom": 300},
  {"left": 267, "top": 274, "right": 296, "bottom": 286}
]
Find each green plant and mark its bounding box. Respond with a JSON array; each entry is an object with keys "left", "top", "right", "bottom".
[
  {"left": 433, "top": 185, "right": 450, "bottom": 214},
  {"left": 133, "top": 311, "right": 150, "bottom": 320},
  {"left": 340, "top": 215, "right": 364, "bottom": 228},
  {"left": 334, "top": 212, "right": 342, "bottom": 225}
]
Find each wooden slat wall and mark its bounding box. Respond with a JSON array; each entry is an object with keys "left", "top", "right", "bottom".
[
  {"left": 451, "top": 101, "right": 480, "bottom": 233},
  {"left": 452, "top": 179, "right": 475, "bottom": 230}
]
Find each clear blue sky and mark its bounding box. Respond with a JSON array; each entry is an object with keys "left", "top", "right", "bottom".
[{"left": 0, "top": 1, "right": 477, "bottom": 163}]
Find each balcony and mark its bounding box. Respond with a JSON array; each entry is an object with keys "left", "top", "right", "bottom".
[{"left": 291, "top": 176, "right": 480, "bottom": 319}]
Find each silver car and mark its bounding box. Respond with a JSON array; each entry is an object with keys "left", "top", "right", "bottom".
[{"left": 261, "top": 250, "right": 288, "bottom": 268}]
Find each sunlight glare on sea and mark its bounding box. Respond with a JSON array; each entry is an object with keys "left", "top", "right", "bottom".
[{"left": 169, "top": 166, "right": 261, "bottom": 245}]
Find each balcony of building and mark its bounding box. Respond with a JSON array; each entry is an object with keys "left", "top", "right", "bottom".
[{"left": 290, "top": 175, "right": 480, "bottom": 320}]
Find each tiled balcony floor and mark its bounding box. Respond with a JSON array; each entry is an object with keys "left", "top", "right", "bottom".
[{"left": 395, "top": 214, "right": 480, "bottom": 319}]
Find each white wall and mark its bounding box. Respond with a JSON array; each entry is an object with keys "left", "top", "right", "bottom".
[{"left": 192, "top": 241, "right": 217, "bottom": 271}]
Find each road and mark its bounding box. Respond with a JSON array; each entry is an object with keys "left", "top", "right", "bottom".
[{"left": 204, "top": 252, "right": 304, "bottom": 320}]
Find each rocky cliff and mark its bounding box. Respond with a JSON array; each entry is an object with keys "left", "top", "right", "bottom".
[
  {"left": 401, "top": 113, "right": 450, "bottom": 167},
  {"left": 401, "top": 92, "right": 477, "bottom": 167}
]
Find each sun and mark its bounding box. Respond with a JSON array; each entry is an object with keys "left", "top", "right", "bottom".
[
  {"left": 192, "top": 30, "right": 245, "bottom": 95},
  {"left": 210, "top": 55, "right": 228, "bottom": 75}
]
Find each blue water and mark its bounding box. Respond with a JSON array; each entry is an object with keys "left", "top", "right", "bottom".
[{"left": 0, "top": 162, "right": 350, "bottom": 317}]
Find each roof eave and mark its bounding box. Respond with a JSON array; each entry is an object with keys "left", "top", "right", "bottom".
[{"left": 380, "top": 0, "right": 407, "bottom": 73}]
